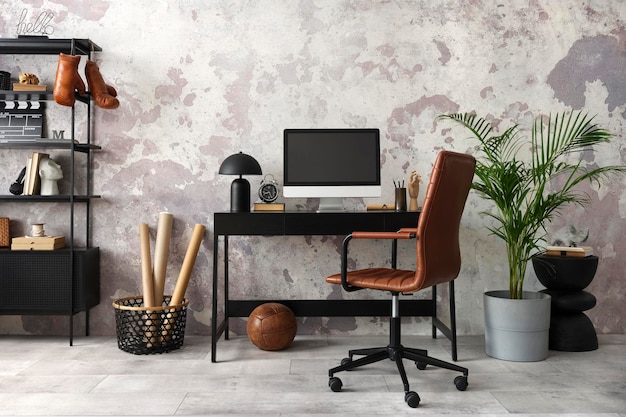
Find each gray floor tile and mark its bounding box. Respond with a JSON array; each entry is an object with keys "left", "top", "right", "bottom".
[
  {"left": 492, "top": 390, "right": 626, "bottom": 413},
  {"left": 0, "top": 334, "right": 624, "bottom": 415}
]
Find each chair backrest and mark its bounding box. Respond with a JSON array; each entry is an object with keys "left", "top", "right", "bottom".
[{"left": 413, "top": 151, "right": 476, "bottom": 291}]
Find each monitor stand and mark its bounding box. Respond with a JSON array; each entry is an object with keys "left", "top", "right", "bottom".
[{"left": 317, "top": 197, "right": 346, "bottom": 212}]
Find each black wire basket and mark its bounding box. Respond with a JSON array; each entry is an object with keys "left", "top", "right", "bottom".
[
  {"left": 0, "top": 71, "right": 10, "bottom": 90},
  {"left": 112, "top": 295, "right": 189, "bottom": 354}
]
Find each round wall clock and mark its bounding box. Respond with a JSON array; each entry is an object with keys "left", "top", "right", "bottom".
[{"left": 258, "top": 174, "right": 279, "bottom": 203}]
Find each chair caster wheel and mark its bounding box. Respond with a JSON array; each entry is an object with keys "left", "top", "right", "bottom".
[
  {"left": 416, "top": 362, "right": 427, "bottom": 370},
  {"left": 341, "top": 357, "right": 352, "bottom": 367},
  {"left": 454, "top": 375, "right": 468, "bottom": 391},
  {"left": 329, "top": 377, "right": 343, "bottom": 392},
  {"left": 405, "top": 391, "right": 420, "bottom": 408}
]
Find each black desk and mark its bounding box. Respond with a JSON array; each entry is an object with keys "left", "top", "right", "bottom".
[{"left": 212, "top": 210, "right": 449, "bottom": 362}]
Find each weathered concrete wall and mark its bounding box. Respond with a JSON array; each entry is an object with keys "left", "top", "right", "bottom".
[{"left": 1, "top": 1, "right": 624, "bottom": 336}]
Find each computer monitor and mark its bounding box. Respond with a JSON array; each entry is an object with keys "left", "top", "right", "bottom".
[{"left": 283, "top": 128, "right": 381, "bottom": 211}]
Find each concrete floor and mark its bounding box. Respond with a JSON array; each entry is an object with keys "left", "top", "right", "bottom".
[{"left": 0, "top": 333, "right": 624, "bottom": 416}]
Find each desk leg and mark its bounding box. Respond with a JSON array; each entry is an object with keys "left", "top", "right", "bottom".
[
  {"left": 224, "top": 235, "right": 229, "bottom": 340},
  {"left": 211, "top": 234, "right": 231, "bottom": 362},
  {"left": 211, "top": 233, "right": 219, "bottom": 362}
]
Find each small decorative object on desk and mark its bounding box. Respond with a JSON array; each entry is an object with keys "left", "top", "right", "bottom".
[
  {"left": 408, "top": 170, "right": 422, "bottom": 212},
  {"left": 258, "top": 174, "right": 279, "bottom": 203},
  {"left": 254, "top": 174, "right": 284, "bottom": 211}
]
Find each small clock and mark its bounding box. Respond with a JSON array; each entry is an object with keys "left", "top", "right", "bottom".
[{"left": 258, "top": 174, "right": 279, "bottom": 203}]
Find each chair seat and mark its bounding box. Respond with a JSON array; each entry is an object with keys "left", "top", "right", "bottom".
[{"left": 326, "top": 268, "right": 416, "bottom": 292}]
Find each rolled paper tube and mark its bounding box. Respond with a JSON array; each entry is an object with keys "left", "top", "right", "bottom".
[
  {"left": 366, "top": 203, "right": 395, "bottom": 211},
  {"left": 139, "top": 223, "right": 157, "bottom": 347},
  {"left": 170, "top": 224, "right": 206, "bottom": 306},
  {"left": 153, "top": 212, "right": 173, "bottom": 305},
  {"left": 139, "top": 223, "right": 156, "bottom": 308}
]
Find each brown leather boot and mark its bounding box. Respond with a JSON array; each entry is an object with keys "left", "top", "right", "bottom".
[
  {"left": 53, "top": 53, "right": 86, "bottom": 107},
  {"left": 85, "top": 60, "right": 119, "bottom": 109}
]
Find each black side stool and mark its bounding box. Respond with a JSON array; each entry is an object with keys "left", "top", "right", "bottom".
[{"left": 532, "top": 255, "right": 599, "bottom": 352}]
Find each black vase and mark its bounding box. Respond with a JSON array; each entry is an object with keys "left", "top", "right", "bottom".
[{"left": 531, "top": 254, "right": 598, "bottom": 291}]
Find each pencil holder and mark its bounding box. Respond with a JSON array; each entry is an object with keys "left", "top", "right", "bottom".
[{"left": 394, "top": 187, "right": 407, "bottom": 211}]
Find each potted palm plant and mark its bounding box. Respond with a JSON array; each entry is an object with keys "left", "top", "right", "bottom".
[{"left": 439, "top": 111, "right": 625, "bottom": 361}]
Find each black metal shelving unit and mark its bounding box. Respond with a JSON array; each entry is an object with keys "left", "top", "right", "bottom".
[
  {"left": 0, "top": 37, "right": 101, "bottom": 55},
  {"left": 0, "top": 37, "right": 101, "bottom": 345}
]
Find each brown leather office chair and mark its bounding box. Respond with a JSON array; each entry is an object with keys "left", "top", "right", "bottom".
[{"left": 326, "top": 150, "right": 476, "bottom": 408}]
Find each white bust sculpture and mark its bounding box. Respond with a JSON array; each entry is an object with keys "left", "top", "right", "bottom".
[{"left": 38, "top": 157, "right": 63, "bottom": 195}]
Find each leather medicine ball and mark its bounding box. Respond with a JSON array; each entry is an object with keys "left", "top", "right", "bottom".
[{"left": 247, "top": 302, "right": 297, "bottom": 351}]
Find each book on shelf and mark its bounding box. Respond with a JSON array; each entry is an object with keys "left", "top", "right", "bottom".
[
  {"left": 544, "top": 245, "right": 594, "bottom": 257},
  {"left": 24, "top": 151, "right": 49, "bottom": 195},
  {"left": 253, "top": 203, "right": 285, "bottom": 211},
  {"left": 11, "top": 235, "right": 65, "bottom": 250},
  {"left": 22, "top": 156, "right": 32, "bottom": 195}
]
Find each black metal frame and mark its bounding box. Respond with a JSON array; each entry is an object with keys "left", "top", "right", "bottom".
[
  {"left": 211, "top": 211, "right": 459, "bottom": 362},
  {"left": 328, "top": 292, "right": 467, "bottom": 404},
  {"left": 0, "top": 37, "right": 101, "bottom": 345}
]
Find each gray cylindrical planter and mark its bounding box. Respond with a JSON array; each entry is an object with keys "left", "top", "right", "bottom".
[{"left": 484, "top": 290, "right": 551, "bottom": 361}]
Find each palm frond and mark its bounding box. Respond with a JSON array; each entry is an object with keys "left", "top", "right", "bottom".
[{"left": 440, "top": 110, "right": 624, "bottom": 299}]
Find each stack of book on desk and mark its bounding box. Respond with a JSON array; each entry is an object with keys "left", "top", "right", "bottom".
[
  {"left": 11, "top": 235, "right": 65, "bottom": 250},
  {"left": 544, "top": 245, "right": 593, "bottom": 257},
  {"left": 253, "top": 203, "right": 285, "bottom": 211}
]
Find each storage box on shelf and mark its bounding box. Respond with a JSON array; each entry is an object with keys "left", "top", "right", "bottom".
[{"left": 0, "top": 37, "right": 102, "bottom": 344}]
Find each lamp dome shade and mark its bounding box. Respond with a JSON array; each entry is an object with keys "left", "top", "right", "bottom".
[{"left": 219, "top": 152, "right": 262, "bottom": 176}]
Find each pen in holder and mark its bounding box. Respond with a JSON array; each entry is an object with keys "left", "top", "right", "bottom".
[{"left": 394, "top": 187, "right": 407, "bottom": 212}]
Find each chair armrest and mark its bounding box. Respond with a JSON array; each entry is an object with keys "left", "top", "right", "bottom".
[
  {"left": 339, "top": 230, "right": 415, "bottom": 292},
  {"left": 352, "top": 231, "right": 415, "bottom": 240}
]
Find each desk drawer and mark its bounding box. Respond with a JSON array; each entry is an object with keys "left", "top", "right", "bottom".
[
  {"left": 284, "top": 212, "right": 383, "bottom": 235},
  {"left": 385, "top": 212, "right": 418, "bottom": 230},
  {"left": 214, "top": 212, "right": 284, "bottom": 235}
]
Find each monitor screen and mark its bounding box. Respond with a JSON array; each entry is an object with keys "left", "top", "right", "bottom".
[{"left": 283, "top": 128, "right": 381, "bottom": 211}]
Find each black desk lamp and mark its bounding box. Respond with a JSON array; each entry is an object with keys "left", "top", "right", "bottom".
[{"left": 219, "top": 152, "right": 262, "bottom": 212}]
